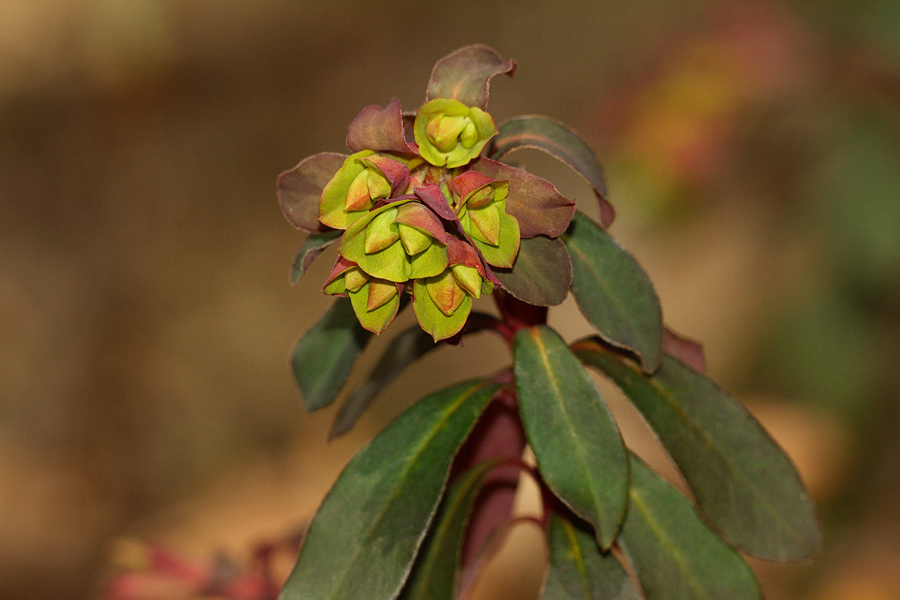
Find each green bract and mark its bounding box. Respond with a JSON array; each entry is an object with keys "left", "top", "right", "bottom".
[
  {"left": 341, "top": 199, "right": 449, "bottom": 283},
  {"left": 323, "top": 258, "right": 401, "bottom": 334},
  {"left": 414, "top": 98, "right": 497, "bottom": 168},
  {"left": 450, "top": 171, "right": 520, "bottom": 268},
  {"left": 320, "top": 151, "right": 409, "bottom": 230}
]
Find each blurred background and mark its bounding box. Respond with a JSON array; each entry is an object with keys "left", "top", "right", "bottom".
[{"left": 1, "top": 1, "right": 899, "bottom": 599}]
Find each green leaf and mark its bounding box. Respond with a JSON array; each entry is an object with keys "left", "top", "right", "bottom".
[
  {"left": 330, "top": 325, "right": 439, "bottom": 439},
  {"left": 471, "top": 158, "right": 575, "bottom": 239},
  {"left": 618, "top": 455, "right": 763, "bottom": 600},
  {"left": 543, "top": 513, "right": 642, "bottom": 600},
  {"left": 279, "top": 379, "right": 502, "bottom": 600},
  {"left": 291, "top": 230, "right": 342, "bottom": 285},
  {"left": 425, "top": 44, "right": 516, "bottom": 110},
  {"left": 563, "top": 211, "right": 662, "bottom": 373},
  {"left": 489, "top": 116, "right": 614, "bottom": 228},
  {"left": 574, "top": 341, "right": 821, "bottom": 560},
  {"left": 514, "top": 326, "right": 628, "bottom": 548},
  {"left": 278, "top": 152, "right": 347, "bottom": 233},
  {"left": 400, "top": 458, "right": 502, "bottom": 600},
  {"left": 493, "top": 236, "right": 572, "bottom": 306},
  {"left": 290, "top": 298, "right": 372, "bottom": 412}
]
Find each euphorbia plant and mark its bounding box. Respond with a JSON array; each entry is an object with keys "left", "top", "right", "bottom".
[{"left": 277, "top": 45, "right": 819, "bottom": 600}]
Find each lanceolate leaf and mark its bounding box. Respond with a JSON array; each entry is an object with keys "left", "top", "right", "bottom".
[
  {"left": 400, "top": 458, "right": 502, "bottom": 600},
  {"left": 494, "top": 236, "right": 572, "bottom": 306},
  {"left": 574, "top": 340, "right": 821, "bottom": 561},
  {"left": 514, "top": 326, "right": 628, "bottom": 548},
  {"left": 618, "top": 455, "right": 763, "bottom": 600},
  {"left": 489, "top": 116, "right": 614, "bottom": 228},
  {"left": 290, "top": 298, "right": 372, "bottom": 412},
  {"left": 542, "top": 513, "right": 642, "bottom": 600},
  {"left": 278, "top": 152, "right": 347, "bottom": 233},
  {"left": 425, "top": 45, "right": 516, "bottom": 110},
  {"left": 471, "top": 158, "right": 575, "bottom": 238},
  {"left": 279, "top": 379, "right": 502, "bottom": 600},
  {"left": 291, "top": 230, "right": 342, "bottom": 285},
  {"left": 564, "top": 211, "right": 662, "bottom": 373},
  {"left": 329, "top": 325, "right": 438, "bottom": 439}
]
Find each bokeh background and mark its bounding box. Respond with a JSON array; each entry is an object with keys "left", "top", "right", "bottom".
[{"left": 2, "top": 1, "right": 899, "bottom": 599}]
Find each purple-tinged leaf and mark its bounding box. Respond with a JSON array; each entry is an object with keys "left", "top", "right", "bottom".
[
  {"left": 542, "top": 512, "right": 642, "bottom": 600},
  {"left": 414, "top": 184, "right": 459, "bottom": 222},
  {"left": 449, "top": 170, "right": 496, "bottom": 204},
  {"left": 493, "top": 236, "right": 571, "bottom": 306},
  {"left": 662, "top": 328, "right": 706, "bottom": 374},
  {"left": 618, "top": 455, "right": 763, "bottom": 600},
  {"left": 395, "top": 202, "right": 450, "bottom": 244},
  {"left": 574, "top": 340, "right": 822, "bottom": 561},
  {"left": 278, "top": 152, "right": 347, "bottom": 232},
  {"left": 363, "top": 154, "right": 412, "bottom": 197},
  {"left": 425, "top": 45, "right": 516, "bottom": 110},
  {"left": 453, "top": 388, "right": 527, "bottom": 596},
  {"left": 489, "top": 116, "right": 614, "bottom": 228},
  {"left": 471, "top": 158, "right": 575, "bottom": 238},
  {"left": 346, "top": 98, "right": 418, "bottom": 155},
  {"left": 514, "top": 325, "right": 628, "bottom": 549},
  {"left": 290, "top": 298, "right": 372, "bottom": 412},
  {"left": 291, "top": 229, "right": 341, "bottom": 285},
  {"left": 279, "top": 379, "right": 502, "bottom": 600},
  {"left": 399, "top": 458, "right": 504, "bottom": 600},
  {"left": 563, "top": 211, "right": 662, "bottom": 373}
]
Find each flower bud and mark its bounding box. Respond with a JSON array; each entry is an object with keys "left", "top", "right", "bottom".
[{"left": 414, "top": 98, "right": 497, "bottom": 169}]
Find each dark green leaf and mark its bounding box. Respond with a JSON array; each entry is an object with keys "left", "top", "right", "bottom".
[
  {"left": 400, "top": 458, "right": 502, "bottom": 600},
  {"left": 279, "top": 379, "right": 502, "bottom": 600},
  {"left": 290, "top": 298, "right": 372, "bottom": 412},
  {"left": 291, "top": 230, "right": 342, "bottom": 285},
  {"left": 471, "top": 158, "right": 575, "bottom": 238},
  {"left": 543, "top": 513, "right": 642, "bottom": 600},
  {"left": 574, "top": 340, "right": 821, "bottom": 560},
  {"left": 278, "top": 152, "right": 346, "bottom": 233},
  {"left": 564, "top": 211, "right": 662, "bottom": 373},
  {"left": 489, "top": 116, "right": 614, "bottom": 227},
  {"left": 494, "top": 236, "right": 571, "bottom": 306},
  {"left": 618, "top": 455, "right": 763, "bottom": 600},
  {"left": 425, "top": 45, "right": 516, "bottom": 110},
  {"left": 514, "top": 326, "right": 628, "bottom": 548},
  {"left": 329, "top": 325, "right": 438, "bottom": 439}
]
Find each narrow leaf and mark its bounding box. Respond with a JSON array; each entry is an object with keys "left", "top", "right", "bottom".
[
  {"left": 278, "top": 379, "right": 502, "bottom": 600},
  {"left": 574, "top": 340, "right": 821, "bottom": 560},
  {"left": 489, "top": 116, "right": 614, "bottom": 227},
  {"left": 494, "top": 236, "right": 571, "bottom": 306},
  {"left": 514, "top": 326, "right": 628, "bottom": 548},
  {"left": 563, "top": 211, "right": 662, "bottom": 373},
  {"left": 291, "top": 230, "right": 342, "bottom": 285},
  {"left": 471, "top": 158, "right": 575, "bottom": 238},
  {"left": 542, "top": 513, "right": 642, "bottom": 600},
  {"left": 400, "top": 458, "right": 502, "bottom": 600},
  {"left": 329, "top": 325, "right": 438, "bottom": 439},
  {"left": 425, "top": 45, "right": 516, "bottom": 110},
  {"left": 618, "top": 455, "right": 763, "bottom": 600},
  {"left": 290, "top": 298, "right": 372, "bottom": 412},
  {"left": 278, "top": 152, "right": 347, "bottom": 232}
]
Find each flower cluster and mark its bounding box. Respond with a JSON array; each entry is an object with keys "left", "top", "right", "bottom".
[{"left": 278, "top": 46, "right": 577, "bottom": 341}]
